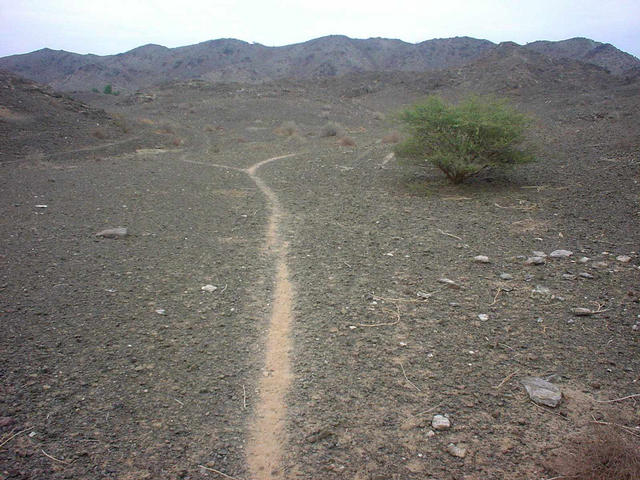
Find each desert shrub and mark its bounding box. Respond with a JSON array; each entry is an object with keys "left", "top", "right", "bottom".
[
  {"left": 275, "top": 121, "right": 299, "bottom": 136},
  {"left": 381, "top": 131, "right": 401, "bottom": 144},
  {"left": 103, "top": 84, "right": 113, "bottom": 95},
  {"left": 373, "top": 111, "right": 386, "bottom": 121},
  {"left": 319, "top": 121, "right": 343, "bottom": 138},
  {"left": 394, "top": 95, "right": 534, "bottom": 184},
  {"left": 337, "top": 136, "right": 356, "bottom": 146},
  {"left": 91, "top": 88, "right": 99, "bottom": 93}
]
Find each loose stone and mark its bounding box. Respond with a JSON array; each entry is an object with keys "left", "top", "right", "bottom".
[
  {"left": 432, "top": 414, "right": 451, "bottom": 431},
  {"left": 446, "top": 443, "right": 467, "bottom": 458},
  {"left": 521, "top": 376, "right": 562, "bottom": 407},
  {"left": 201, "top": 284, "right": 217, "bottom": 292},
  {"left": 579, "top": 272, "right": 595, "bottom": 279},
  {"left": 473, "top": 255, "right": 490, "bottom": 263},
  {"left": 550, "top": 249, "right": 573, "bottom": 258},
  {"left": 438, "top": 278, "right": 461, "bottom": 289},
  {"left": 562, "top": 274, "right": 576, "bottom": 280},
  {"left": 525, "top": 256, "right": 545, "bottom": 265},
  {"left": 572, "top": 307, "right": 593, "bottom": 316},
  {"left": 499, "top": 273, "right": 513, "bottom": 280},
  {"left": 616, "top": 255, "right": 632, "bottom": 263},
  {"left": 96, "top": 227, "right": 128, "bottom": 239}
]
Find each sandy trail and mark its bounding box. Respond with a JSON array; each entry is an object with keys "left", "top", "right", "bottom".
[{"left": 244, "top": 154, "right": 297, "bottom": 480}]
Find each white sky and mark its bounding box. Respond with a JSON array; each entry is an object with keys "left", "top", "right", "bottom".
[{"left": 1, "top": 0, "right": 639, "bottom": 58}]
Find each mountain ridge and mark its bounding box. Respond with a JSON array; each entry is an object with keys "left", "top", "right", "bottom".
[{"left": 1, "top": 35, "right": 637, "bottom": 92}]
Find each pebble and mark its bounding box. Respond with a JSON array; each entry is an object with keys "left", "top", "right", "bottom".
[
  {"left": 155, "top": 308, "right": 166, "bottom": 315},
  {"left": 572, "top": 307, "right": 593, "bottom": 316},
  {"left": 616, "top": 255, "right": 632, "bottom": 263},
  {"left": 426, "top": 430, "right": 436, "bottom": 438},
  {"left": 532, "top": 251, "right": 547, "bottom": 257},
  {"left": 525, "top": 256, "right": 545, "bottom": 265},
  {"left": 562, "top": 274, "right": 576, "bottom": 280},
  {"left": 432, "top": 414, "right": 451, "bottom": 430},
  {"left": 592, "top": 261, "right": 609, "bottom": 268},
  {"left": 201, "top": 284, "right": 217, "bottom": 292},
  {"left": 96, "top": 227, "right": 128, "bottom": 239},
  {"left": 579, "top": 272, "right": 595, "bottom": 279},
  {"left": 446, "top": 443, "right": 467, "bottom": 458},
  {"left": 499, "top": 273, "right": 513, "bottom": 280},
  {"left": 550, "top": 249, "right": 573, "bottom": 258},
  {"left": 478, "top": 314, "right": 489, "bottom": 321},
  {"left": 578, "top": 256, "right": 590, "bottom": 263},
  {"left": 473, "top": 255, "right": 490, "bottom": 263},
  {"left": 531, "top": 285, "right": 551, "bottom": 297},
  {"left": 520, "top": 376, "right": 562, "bottom": 407},
  {"left": 438, "top": 278, "right": 461, "bottom": 289}
]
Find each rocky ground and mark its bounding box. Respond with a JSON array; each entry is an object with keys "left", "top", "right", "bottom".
[{"left": 1, "top": 64, "right": 639, "bottom": 480}]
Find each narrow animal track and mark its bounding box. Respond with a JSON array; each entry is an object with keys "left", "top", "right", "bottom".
[
  {"left": 245, "top": 154, "right": 297, "bottom": 480},
  {"left": 179, "top": 153, "right": 297, "bottom": 478}
]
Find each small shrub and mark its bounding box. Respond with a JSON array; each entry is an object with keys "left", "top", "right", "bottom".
[
  {"left": 91, "top": 88, "right": 99, "bottom": 93},
  {"left": 92, "top": 129, "right": 107, "bottom": 139},
  {"left": 275, "top": 121, "right": 299, "bottom": 136},
  {"left": 381, "top": 131, "right": 401, "bottom": 144},
  {"left": 373, "top": 111, "right": 386, "bottom": 121},
  {"left": 103, "top": 84, "right": 113, "bottom": 95},
  {"left": 320, "top": 121, "right": 343, "bottom": 138},
  {"left": 337, "top": 136, "right": 356, "bottom": 146},
  {"left": 394, "top": 95, "right": 535, "bottom": 184}
]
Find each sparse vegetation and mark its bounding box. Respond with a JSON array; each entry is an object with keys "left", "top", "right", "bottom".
[
  {"left": 394, "top": 95, "right": 535, "bottom": 184},
  {"left": 275, "top": 121, "right": 299, "bottom": 136},
  {"left": 381, "top": 131, "right": 401, "bottom": 144},
  {"left": 102, "top": 84, "right": 120, "bottom": 95},
  {"left": 337, "top": 136, "right": 356, "bottom": 146},
  {"left": 319, "top": 121, "right": 343, "bottom": 138}
]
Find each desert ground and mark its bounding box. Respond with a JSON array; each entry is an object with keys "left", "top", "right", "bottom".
[{"left": 1, "top": 61, "right": 639, "bottom": 480}]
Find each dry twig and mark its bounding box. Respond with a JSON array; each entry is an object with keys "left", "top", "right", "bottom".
[
  {"left": 242, "top": 385, "right": 247, "bottom": 409},
  {"left": 400, "top": 363, "right": 421, "bottom": 392},
  {"left": 437, "top": 229, "right": 462, "bottom": 241},
  {"left": 198, "top": 465, "right": 245, "bottom": 480},
  {"left": 358, "top": 303, "right": 400, "bottom": 327},
  {"left": 0, "top": 427, "right": 33, "bottom": 449},
  {"left": 41, "top": 449, "right": 73, "bottom": 464},
  {"left": 590, "top": 417, "right": 640, "bottom": 438},
  {"left": 595, "top": 393, "right": 640, "bottom": 404},
  {"left": 494, "top": 369, "right": 520, "bottom": 389}
]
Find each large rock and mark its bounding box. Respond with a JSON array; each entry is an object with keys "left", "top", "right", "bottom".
[
  {"left": 95, "top": 227, "right": 128, "bottom": 239},
  {"left": 521, "top": 376, "right": 562, "bottom": 407},
  {"left": 550, "top": 249, "right": 573, "bottom": 258}
]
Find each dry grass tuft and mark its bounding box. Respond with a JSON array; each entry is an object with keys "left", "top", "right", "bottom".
[
  {"left": 382, "top": 131, "right": 401, "bottom": 144},
  {"left": 319, "top": 121, "right": 343, "bottom": 138},
  {"left": 337, "top": 136, "right": 356, "bottom": 147},
  {"left": 274, "top": 121, "right": 299, "bottom": 136},
  {"left": 554, "top": 424, "right": 640, "bottom": 480},
  {"left": 92, "top": 129, "right": 107, "bottom": 140},
  {"left": 373, "top": 111, "right": 386, "bottom": 121}
]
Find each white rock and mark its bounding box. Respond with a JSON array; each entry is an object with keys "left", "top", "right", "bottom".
[
  {"left": 478, "top": 314, "right": 489, "bottom": 321},
  {"left": 432, "top": 414, "right": 451, "bottom": 431},
  {"left": 579, "top": 272, "right": 595, "bottom": 279},
  {"left": 616, "top": 255, "right": 632, "bottom": 263},
  {"left": 446, "top": 443, "right": 467, "bottom": 458},
  {"left": 532, "top": 251, "right": 547, "bottom": 257},
  {"left": 35, "top": 204, "right": 48, "bottom": 208},
  {"left": 473, "top": 255, "right": 490, "bottom": 263},
  {"left": 201, "top": 284, "right": 217, "bottom": 292},
  {"left": 578, "top": 257, "right": 590, "bottom": 263},
  {"left": 550, "top": 249, "right": 573, "bottom": 258},
  {"left": 531, "top": 285, "right": 551, "bottom": 297},
  {"left": 426, "top": 430, "right": 436, "bottom": 438},
  {"left": 593, "top": 261, "right": 609, "bottom": 268},
  {"left": 525, "top": 256, "right": 545, "bottom": 265},
  {"left": 96, "top": 227, "right": 128, "bottom": 239},
  {"left": 499, "top": 273, "right": 513, "bottom": 280},
  {"left": 155, "top": 308, "right": 166, "bottom": 315},
  {"left": 521, "top": 376, "right": 562, "bottom": 407}
]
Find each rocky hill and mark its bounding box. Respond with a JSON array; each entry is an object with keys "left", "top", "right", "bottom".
[{"left": 0, "top": 35, "right": 638, "bottom": 92}]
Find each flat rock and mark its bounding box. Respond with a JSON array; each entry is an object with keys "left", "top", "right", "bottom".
[
  {"left": 531, "top": 285, "right": 551, "bottom": 297},
  {"left": 532, "top": 251, "right": 547, "bottom": 257},
  {"left": 201, "top": 284, "right": 217, "bottom": 292},
  {"left": 432, "top": 414, "right": 451, "bottom": 430},
  {"left": 550, "top": 249, "right": 573, "bottom": 258},
  {"left": 499, "top": 273, "right": 513, "bottom": 280},
  {"left": 525, "top": 256, "right": 545, "bottom": 265},
  {"left": 521, "top": 376, "right": 562, "bottom": 407},
  {"left": 96, "top": 227, "right": 128, "bottom": 239},
  {"left": 579, "top": 272, "right": 595, "bottom": 279},
  {"left": 616, "top": 255, "right": 632, "bottom": 263},
  {"left": 562, "top": 274, "right": 576, "bottom": 280},
  {"left": 572, "top": 307, "right": 593, "bottom": 316},
  {"left": 578, "top": 256, "right": 590, "bottom": 263}
]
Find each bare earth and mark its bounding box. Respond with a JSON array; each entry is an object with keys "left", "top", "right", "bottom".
[{"left": 1, "top": 68, "right": 639, "bottom": 480}]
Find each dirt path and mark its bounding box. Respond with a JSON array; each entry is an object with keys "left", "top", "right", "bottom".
[{"left": 245, "top": 154, "right": 297, "bottom": 480}]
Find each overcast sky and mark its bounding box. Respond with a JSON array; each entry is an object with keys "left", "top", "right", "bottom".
[{"left": 1, "top": 0, "right": 639, "bottom": 58}]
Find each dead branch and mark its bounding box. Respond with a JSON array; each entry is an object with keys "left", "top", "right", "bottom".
[
  {"left": 595, "top": 393, "right": 640, "bottom": 404},
  {"left": 358, "top": 304, "right": 400, "bottom": 327},
  {"left": 41, "top": 449, "right": 73, "bottom": 464},
  {"left": 590, "top": 418, "right": 640, "bottom": 438},
  {"left": 0, "top": 427, "right": 33, "bottom": 449}
]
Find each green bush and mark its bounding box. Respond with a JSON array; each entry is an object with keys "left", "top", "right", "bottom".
[
  {"left": 103, "top": 84, "right": 113, "bottom": 95},
  {"left": 394, "top": 95, "right": 534, "bottom": 184}
]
